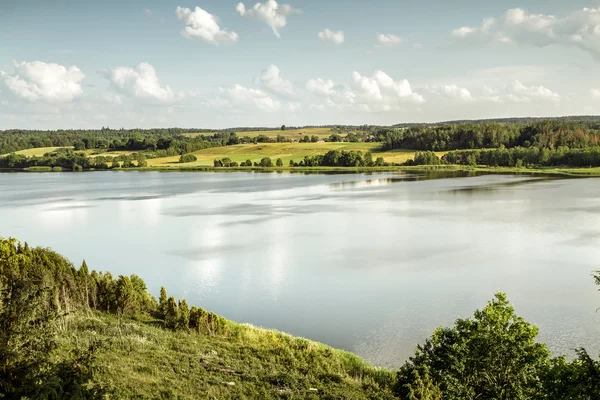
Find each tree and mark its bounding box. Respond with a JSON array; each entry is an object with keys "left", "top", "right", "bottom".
[
  {"left": 260, "top": 157, "right": 273, "bottom": 168},
  {"left": 395, "top": 293, "right": 551, "bottom": 400},
  {"left": 289, "top": 160, "right": 295, "bottom": 167},
  {"left": 179, "top": 154, "right": 197, "bottom": 163},
  {"left": 178, "top": 299, "right": 190, "bottom": 329},
  {"left": 158, "top": 287, "right": 168, "bottom": 318},
  {"left": 111, "top": 159, "right": 120, "bottom": 168},
  {"left": 245, "top": 159, "right": 252, "bottom": 167},
  {"left": 276, "top": 158, "right": 283, "bottom": 167},
  {"left": 115, "top": 275, "right": 135, "bottom": 315},
  {"left": 281, "top": 125, "right": 286, "bottom": 131},
  {"left": 165, "top": 296, "right": 179, "bottom": 329}
]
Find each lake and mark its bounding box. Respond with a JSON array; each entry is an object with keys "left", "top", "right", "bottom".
[{"left": 0, "top": 170, "right": 599, "bottom": 367}]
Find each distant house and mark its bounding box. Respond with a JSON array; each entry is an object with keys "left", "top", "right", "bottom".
[{"left": 317, "top": 140, "right": 326, "bottom": 143}]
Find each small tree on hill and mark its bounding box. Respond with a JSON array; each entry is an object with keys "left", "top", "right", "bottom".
[
  {"left": 281, "top": 125, "right": 286, "bottom": 131},
  {"left": 178, "top": 299, "right": 190, "bottom": 329},
  {"left": 276, "top": 158, "right": 283, "bottom": 167},
  {"left": 165, "top": 296, "right": 179, "bottom": 329},
  {"left": 158, "top": 287, "right": 167, "bottom": 318}
]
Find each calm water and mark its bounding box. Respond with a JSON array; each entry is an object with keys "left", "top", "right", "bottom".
[{"left": 1, "top": 171, "right": 599, "bottom": 367}]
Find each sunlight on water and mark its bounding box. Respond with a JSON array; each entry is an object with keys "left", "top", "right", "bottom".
[{"left": 0, "top": 171, "right": 599, "bottom": 367}]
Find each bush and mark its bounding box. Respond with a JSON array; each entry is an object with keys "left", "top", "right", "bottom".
[
  {"left": 395, "top": 293, "right": 551, "bottom": 400},
  {"left": 260, "top": 157, "right": 273, "bottom": 167},
  {"left": 179, "top": 154, "right": 197, "bottom": 163}
]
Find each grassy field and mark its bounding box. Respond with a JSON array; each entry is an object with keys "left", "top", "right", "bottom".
[
  {"left": 183, "top": 127, "right": 334, "bottom": 140},
  {"left": 147, "top": 142, "right": 383, "bottom": 167},
  {"left": 5, "top": 146, "right": 72, "bottom": 157},
  {"left": 56, "top": 313, "right": 396, "bottom": 399}
]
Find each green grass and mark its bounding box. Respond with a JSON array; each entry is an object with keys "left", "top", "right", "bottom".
[
  {"left": 147, "top": 142, "right": 383, "bottom": 167},
  {"left": 183, "top": 127, "right": 334, "bottom": 140},
  {"left": 56, "top": 313, "right": 396, "bottom": 399},
  {"left": 4, "top": 146, "right": 73, "bottom": 157}
]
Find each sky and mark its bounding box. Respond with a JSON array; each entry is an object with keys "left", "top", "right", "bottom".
[{"left": 1, "top": 0, "right": 600, "bottom": 129}]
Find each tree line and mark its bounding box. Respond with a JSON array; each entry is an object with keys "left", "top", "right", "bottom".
[{"left": 380, "top": 121, "right": 600, "bottom": 152}]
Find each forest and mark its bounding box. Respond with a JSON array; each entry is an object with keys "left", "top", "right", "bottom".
[{"left": 1, "top": 236, "right": 599, "bottom": 399}]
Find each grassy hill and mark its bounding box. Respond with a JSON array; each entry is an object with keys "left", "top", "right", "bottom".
[
  {"left": 56, "top": 313, "right": 396, "bottom": 399},
  {"left": 146, "top": 142, "right": 447, "bottom": 168}
]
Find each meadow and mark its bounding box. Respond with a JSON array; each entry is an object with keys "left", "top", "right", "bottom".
[
  {"left": 146, "top": 142, "right": 447, "bottom": 168},
  {"left": 147, "top": 142, "right": 382, "bottom": 167},
  {"left": 183, "top": 127, "right": 334, "bottom": 140},
  {"left": 55, "top": 313, "right": 396, "bottom": 399},
  {"left": 7, "top": 146, "right": 72, "bottom": 157}
]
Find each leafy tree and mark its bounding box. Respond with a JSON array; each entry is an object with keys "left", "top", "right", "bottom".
[
  {"left": 276, "top": 158, "right": 283, "bottom": 167},
  {"left": 178, "top": 299, "right": 190, "bottom": 329},
  {"left": 395, "top": 293, "right": 551, "bottom": 400},
  {"left": 245, "top": 159, "right": 252, "bottom": 167},
  {"left": 213, "top": 159, "right": 223, "bottom": 167},
  {"left": 158, "top": 287, "right": 168, "bottom": 318},
  {"left": 289, "top": 160, "right": 295, "bottom": 167},
  {"left": 115, "top": 275, "right": 135, "bottom": 315},
  {"left": 179, "top": 154, "right": 197, "bottom": 163},
  {"left": 165, "top": 296, "right": 179, "bottom": 329},
  {"left": 260, "top": 157, "right": 273, "bottom": 168},
  {"left": 281, "top": 125, "right": 286, "bottom": 131},
  {"left": 111, "top": 159, "right": 120, "bottom": 168}
]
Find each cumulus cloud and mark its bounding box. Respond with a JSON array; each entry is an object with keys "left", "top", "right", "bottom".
[
  {"left": 236, "top": 0, "right": 302, "bottom": 38},
  {"left": 1, "top": 61, "right": 84, "bottom": 102},
  {"left": 318, "top": 29, "right": 345, "bottom": 44},
  {"left": 215, "top": 84, "right": 282, "bottom": 112},
  {"left": 591, "top": 88, "right": 600, "bottom": 98},
  {"left": 257, "top": 65, "right": 294, "bottom": 96},
  {"left": 102, "top": 93, "right": 122, "bottom": 105},
  {"left": 452, "top": 7, "right": 600, "bottom": 58},
  {"left": 306, "top": 78, "right": 335, "bottom": 96},
  {"left": 507, "top": 80, "right": 560, "bottom": 102},
  {"left": 376, "top": 33, "right": 403, "bottom": 46},
  {"left": 110, "top": 63, "right": 177, "bottom": 103},
  {"left": 352, "top": 70, "right": 425, "bottom": 104},
  {"left": 438, "top": 84, "right": 473, "bottom": 101},
  {"left": 176, "top": 6, "right": 238, "bottom": 45}
]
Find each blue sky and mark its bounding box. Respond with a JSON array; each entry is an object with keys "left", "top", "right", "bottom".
[{"left": 1, "top": 0, "right": 599, "bottom": 129}]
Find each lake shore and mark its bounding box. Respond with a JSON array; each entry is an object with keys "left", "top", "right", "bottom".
[{"left": 4, "top": 164, "right": 600, "bottom": 177}]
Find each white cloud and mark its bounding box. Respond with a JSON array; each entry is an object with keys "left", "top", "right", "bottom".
[
  {"left": 176, "top": 6, "right": 238, "bottom": 46},
  {"left": 318, "top": 29, "right": 345, "bottom": 45},
  {"left": 110, "top": 63, "right": 177, "bottom": 103},
  {"left": 351, "top": 70, "right": 425, "bottom": 104},
  {"left": 591, "top": 88, "right": 600, "bottom": 98},
  {"left": 257, "top": 65, "right": 294, "bottom": 96},
  {"left": 1, "top": 61, "right": 84, "bottom": 102},
  {"left": 144, "top": 8, "right": 153, "bottom": 17},
  {"left": 439, "top": 84, "right": 473, "bottom": 101},
  {"left": 214, "top": 84, "right": 282, "bottom": 112},
  {"left": 306, "top": 77, "right": 356, "bottom": 106},
  {"left": 306, "top": 78, "right": 335, "bottom": 96},
  {"left": 452, "top": 7, "right": 600, "bottom": 58},
  {"left": 508, "top": 80, "right": 560, "bottom": 102},
  {"left": 102, "top": 93, "right": 122, "bottom": 104},
  {"left": 236, "top": 0, "right": 302, "bottom": 38},
  {"left": 376, "top": 33, "right": 403, "bottom": 46}
]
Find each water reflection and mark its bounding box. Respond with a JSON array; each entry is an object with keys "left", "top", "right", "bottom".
[{"left": 0, "top": 171, "right": 599, "bottom": 368}]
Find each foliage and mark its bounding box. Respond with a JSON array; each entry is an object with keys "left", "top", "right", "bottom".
[
  {"left": 395, "top": 293, "right": 551, "bottom": 400},
  {"left": 179, "top": 154, "right": 197, "bottom": 163}
]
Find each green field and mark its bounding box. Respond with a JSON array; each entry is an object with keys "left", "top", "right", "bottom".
[
  {"left": 5, "top": 146, "right": 72, "bottom": 157},
  {"left": 56, "top": 313, "right": 396, "bottom": 399},
  {"left": 147, "top": 142, "right": 383, "bottom": 167},
  {"left": 183, "top": 127, "right": 334, "bottom": 140}
]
